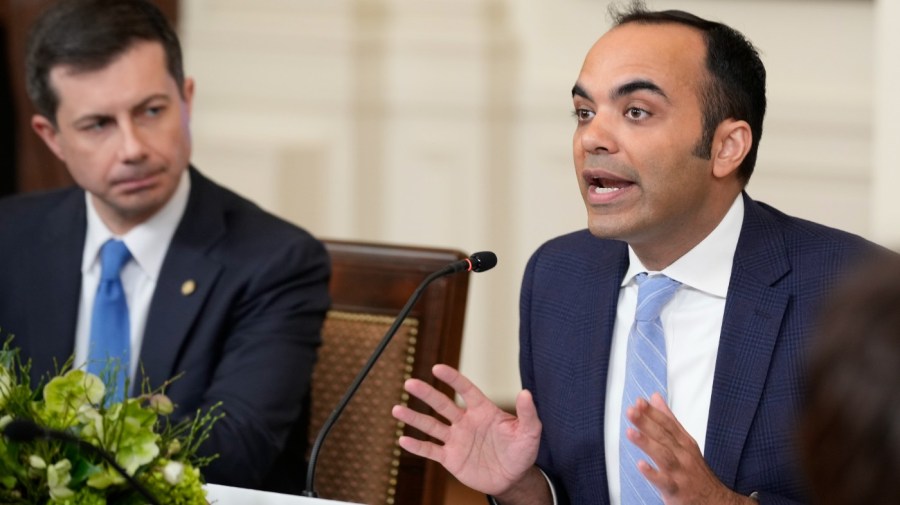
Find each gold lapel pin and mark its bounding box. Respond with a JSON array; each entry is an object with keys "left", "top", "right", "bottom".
[{"left": 181, "top": 279, "right": 197, "bottom": 296}]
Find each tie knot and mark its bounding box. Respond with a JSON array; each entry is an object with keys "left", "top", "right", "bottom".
[
  {"left": 99, "top": 240, "right": 131, "bottom": 280},
  {"left": 634, "top": 273, "right": 681, "bottom": 322}
]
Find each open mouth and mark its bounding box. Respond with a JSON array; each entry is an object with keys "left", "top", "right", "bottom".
[{"left": 589, "top": 176, "right": 633, "bottom": 194}]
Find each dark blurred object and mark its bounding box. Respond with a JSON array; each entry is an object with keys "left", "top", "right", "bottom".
[
  {"left": 800, "top": 249, "right": 900, "bottom": 505},
  {"left": 0, "top": 0, "right": 177, "bottom": 196},
  {"left": 0, "top": 9, "right": 15, "bottom": 196}
]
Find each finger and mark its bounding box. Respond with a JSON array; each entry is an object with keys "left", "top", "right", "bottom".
[
  {"left": 391, "top": 404, "right": 451, "bottom": 442},
  {"left": 625, "top": 418, "right": 664, "bottom": 488},
  {"left": 636, "top": 458, "right": 677, "bottom": 496},
  {"left": 404, "top": 377, "right": 464, "bottom": 423},
  {"left": 638, "top": 395, "right": 697, "bottom": 450},
  {"left": 625, "top": 427, "right": 681, "bottom": 498},
  {"left": 625, "top": 422, "right": 670, "bottom": 467},
  {"left": 432, "top": 364, "right": 492, "bottom": 411},
  {"left": 397, "top": 435, "right": 446, "bottom": 465},
  {"left": 627, "top": 398, "right": 678, "bottom": 448},
  {"left": 625, "top": 401, "right": 679, "bottom": 471},
  {"left": 649, "top": 392, "right": 676, "bottom": 421}
]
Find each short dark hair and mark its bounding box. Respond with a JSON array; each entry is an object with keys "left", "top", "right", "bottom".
[
  {"left": 609, "top": 1, "right": 767, "bottom": 183},
  {"left": 25, "top": 0, "right": 185, "bottom": 125},
  {"left": 800, "top": 251, "right": 900, "bottom": 505}
]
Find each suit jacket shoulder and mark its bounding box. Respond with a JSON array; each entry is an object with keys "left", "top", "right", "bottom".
[
  {"left": 0, "top": 185, "right": 86, "bottom": 242},
  {"left": 706, "top": 193, "right": 879, "bottom": 502},
  {"left": 139, "top": 168, "right": 331, "bottom": 492},
  {"left": 0, "top": 186, "right": 86, "bottom": 372}
]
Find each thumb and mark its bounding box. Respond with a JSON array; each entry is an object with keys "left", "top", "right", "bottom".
[{"left": 515, "top": 390, "right": 542, "bottom": 435}]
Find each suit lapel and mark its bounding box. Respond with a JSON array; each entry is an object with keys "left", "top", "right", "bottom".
[
  {"left": 571, "top": 237, "right": 628, "bottom": 502},
  {"left": 136, "top": 170, "right": 225, "bottom": 389},
  {"left": 599, "top": 247, "right": 629, "bottom": 502},
  {"left": 24, "top": 190, "right": 85, "bottom": 380},
  {"left": 705, "top": 194, "right": 791, "bottom": 486}
]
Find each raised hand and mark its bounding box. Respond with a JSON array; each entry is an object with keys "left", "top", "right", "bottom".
[
  {"left": 391, "top": 364, "right": 548, "bottom": 500},
  {"left": 624, "top": 393, "right": 756, "bottom": 505}
]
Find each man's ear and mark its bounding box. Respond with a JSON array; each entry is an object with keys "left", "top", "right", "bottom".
[
  {"left": 182, "top": 77, "right": 195, "bottom": 118},
  {"left": 711, "top": 119, "right": 752, "bottom": 179},
  {"left": 31, "top": 114, "right": 66, "bottom": 161}
]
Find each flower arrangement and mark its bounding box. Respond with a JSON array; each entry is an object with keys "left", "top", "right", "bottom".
[{"left": 0, "top": 343, "right": 222, "bottom": 504}]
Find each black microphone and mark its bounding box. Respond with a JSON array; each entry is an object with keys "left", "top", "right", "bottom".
[
  {"left": 3, "top": 419, "right": 162, "bottom": 505},
  {"left": 302, "top": 251, "right": 497, "bottom": 498}
]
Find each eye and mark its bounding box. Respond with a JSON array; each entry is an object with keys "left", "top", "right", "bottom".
[
  {"left": 80, "top": 118, "right": 112, "bottom": 132},
  {"left": 572, "top": 108, "right": 595, "bottom": 123},
  {"left": 145, "top": 105, "right": 165, "bottom": 117},
  {"left": 625, "top": 107, "right": 650, "bottom": 120}
]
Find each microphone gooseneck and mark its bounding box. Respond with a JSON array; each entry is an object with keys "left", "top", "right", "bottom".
[
  {"left": 302, "top": 250, "right": 497, "bottom": 498},
  {"left": 2, "top": 418, "right": 45, "bottom": 443},
  {"left": 3, "top": 419, "right": 162, "bottom": 505}
]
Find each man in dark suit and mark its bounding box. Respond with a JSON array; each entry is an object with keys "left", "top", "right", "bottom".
[
  {"left": 392, "top": 4, "right": 877, "bottom": 505},
  {"left": 0, "top": 0, "right": 330, "bottom": 494}
]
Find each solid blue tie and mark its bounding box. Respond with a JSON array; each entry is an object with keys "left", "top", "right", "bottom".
[
  {"left": 620, "top": 273, "right": 681, "bottom": 504},
  {"left": 87, "top": 239, "right": 132, "bottom": 403}
]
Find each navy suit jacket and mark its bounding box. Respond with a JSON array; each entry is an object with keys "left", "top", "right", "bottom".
[
  {"left": 519, "top": 193, "right": 875, "bottom": 504},
  {"left": 0, "top": 168, "right": 331, "bottom": 494}
]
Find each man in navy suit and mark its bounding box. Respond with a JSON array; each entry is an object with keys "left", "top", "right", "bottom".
[
  {"left": 0, "top": 0, "right": 329, "bottom": 494},
  {"left": 392, "top": 4, "right": 877, "bottom": 505}
]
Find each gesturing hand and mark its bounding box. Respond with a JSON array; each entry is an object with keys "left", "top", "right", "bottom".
[
  {"left": 391, "top": 364, "right": 544, "bottom": 497},
  {"left": 625, "top": 393, "right": 755, "bottom": 505}
]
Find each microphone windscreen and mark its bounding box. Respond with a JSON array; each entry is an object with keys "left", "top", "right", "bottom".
[
  {"left": 470, "top": 251, "right": 498, "bottom": 272},
  {"left": 3, "top": 419, "right": 44, "bottom": 442}
]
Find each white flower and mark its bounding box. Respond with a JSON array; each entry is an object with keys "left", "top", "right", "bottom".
[
  {"left": 162, "top": 460, "right": 185, "bottom": 485},
  {"left": 47, "top": 459, "right": 74, "bottom": 499},
  {"left": 28, "top": 455, "right": 46, "bottom": 469}
]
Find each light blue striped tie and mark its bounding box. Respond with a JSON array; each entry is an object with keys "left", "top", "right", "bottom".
[
  {"left": 620, "top": 273, "right": 681, "bottom": 504},
  {"left": 87, "top": 239, "right": 132, "bottom": 403}
]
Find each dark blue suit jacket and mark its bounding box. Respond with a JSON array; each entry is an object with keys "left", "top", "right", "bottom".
[
  {"left": 519, "top": 193, "right": 875, "bottom": 504},
  {"left": 0, "top": 168, "right": 330, "bottom": 493}
]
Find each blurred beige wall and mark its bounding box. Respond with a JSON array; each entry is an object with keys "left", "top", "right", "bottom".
[{"left": 180, "top": 0, "right": 895, "bottom": 405}]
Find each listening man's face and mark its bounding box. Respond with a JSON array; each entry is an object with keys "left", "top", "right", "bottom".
[{"left": 32, "top": 40, "right": 194, "bottom": 235}]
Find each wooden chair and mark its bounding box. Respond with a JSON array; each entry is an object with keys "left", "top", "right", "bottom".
[{"left": 307, "top": 239, "right": 471, "bottom": 505}]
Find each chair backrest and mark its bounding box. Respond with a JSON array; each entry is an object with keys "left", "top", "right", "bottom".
[{"left": 308, "top": 239, "right": 470, "bottom": 505}]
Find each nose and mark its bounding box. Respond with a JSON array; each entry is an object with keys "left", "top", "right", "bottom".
[
  {"left": 118, "top": 121, "right": 149, "bottom": 163},
  {"left": 577, "top": 114, "right": 618, "bottom": 155}
]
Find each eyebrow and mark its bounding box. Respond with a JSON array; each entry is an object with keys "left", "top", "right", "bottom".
[
  {"left": 610, "top": 79, "right": 669, "bottom": 102},
  {"left": 572, "top": 79, "right": 671, "bottom": 105},
  {"left": 572, "top": 83, "right": 592, "bottom": 101}
]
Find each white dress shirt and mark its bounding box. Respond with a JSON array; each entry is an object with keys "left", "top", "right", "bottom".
[
  {"left": 603, "top": 195, "right": 744, "bottom": 504},
  {"left": 489, "top": 196, "right": 745, "bottom": 505},
  {"left": 74, "top": 170, "right": 191, "bottom": 383}
]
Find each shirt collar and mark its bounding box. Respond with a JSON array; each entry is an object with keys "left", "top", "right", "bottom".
[
  {"left": 82, "top": 169, "right": 191, "bottom": 279},
  {"left": 621, "top": 194, "right": 744, "bottom": 298}
]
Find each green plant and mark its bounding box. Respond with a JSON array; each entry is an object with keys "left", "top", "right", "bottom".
[{"left": 0, "top": 342, "right": 221, "bottom": 504}]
